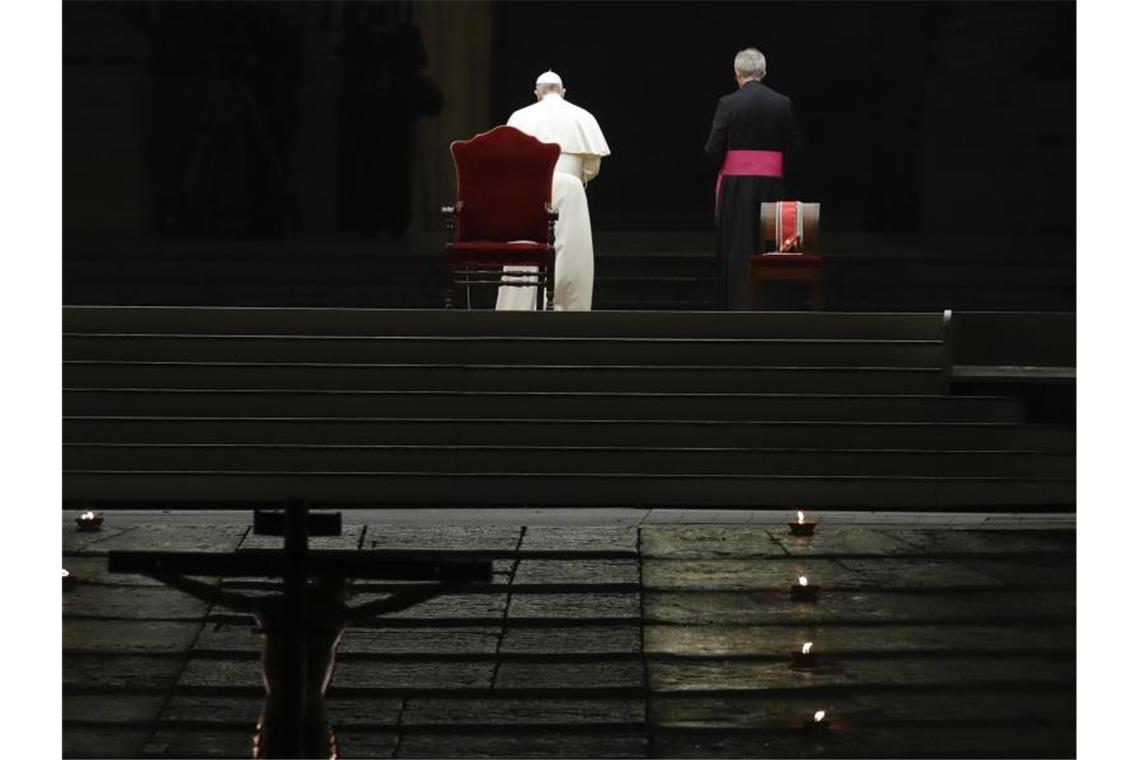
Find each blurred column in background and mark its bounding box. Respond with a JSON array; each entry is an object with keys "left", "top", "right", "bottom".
[
  {"left": 411, "top": 0, "right": 493, "bottom": 242},
  {"left": 63, "top": 3, "right": 151, "bottom": 237},
  {"left": 337, "top": 2, "right": 445, "bottom": 239}
]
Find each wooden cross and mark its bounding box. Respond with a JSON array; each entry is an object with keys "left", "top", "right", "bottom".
[{"left": 107, "top": 500, "right": 492, "bottom": 759}]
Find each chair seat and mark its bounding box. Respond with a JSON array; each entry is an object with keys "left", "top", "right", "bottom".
[
  {"left": 451, "top": 240, "right": 549, "bottom": 253},
  {"left": 752, "top": 252, "right": 823, "bottom": 269},
  {"left": 449, "top": 241, "right": 553, "bottom": 268}
]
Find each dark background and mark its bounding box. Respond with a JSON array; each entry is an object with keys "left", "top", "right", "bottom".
[
  {"left": 494, "top": 0, "right": 1074, "bottom": 237},
  {"left": 62, "top": 0, "right": 1076, "bottom": 308}
]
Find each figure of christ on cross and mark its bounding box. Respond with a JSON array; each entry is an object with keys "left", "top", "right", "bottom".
[{"left": 150, "top": 573, "right": 449, "bottom": 759}]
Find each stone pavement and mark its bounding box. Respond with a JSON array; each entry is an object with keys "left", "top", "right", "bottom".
[{"left": 62, "top": 511, "right": 1075, "bottom": 758}]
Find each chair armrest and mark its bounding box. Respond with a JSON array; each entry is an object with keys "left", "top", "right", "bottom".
[
  {"left": 441, "top": 202, "right": 462, "bottom": 241},
  {"left": 441, "top": 205, "right": 457, "bottom": 226}
]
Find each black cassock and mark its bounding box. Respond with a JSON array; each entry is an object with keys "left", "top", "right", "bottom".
[{"left": 704, "top": 80, "right": 802, "bottom": 310}]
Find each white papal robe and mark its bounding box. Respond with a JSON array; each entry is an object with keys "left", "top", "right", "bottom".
[{"left": 496, "top": 94, "right": 610, "bottom": 311}]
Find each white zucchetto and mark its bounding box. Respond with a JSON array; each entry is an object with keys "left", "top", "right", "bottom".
[{"left": 535, "top": 70, "right": 563, "bottom": 87}]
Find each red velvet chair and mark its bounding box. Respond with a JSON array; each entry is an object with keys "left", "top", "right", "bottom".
[
  {"left": 442, "top": 126, "right": 561, "bottom": 310},
  {"left": 751, "top": 201, "right": 822, "bottom": 310}
]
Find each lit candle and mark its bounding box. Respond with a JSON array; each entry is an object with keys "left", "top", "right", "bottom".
[
  {"left": 788, "top": 509, "right": 817, "bottom": 536},
  {"left": 75, "top": 511, "right": 104, "bottom": 532},
  {"left": 803, "top": 709, "right": 831, "bottom": 732},
  {"left": 63, "top": 568, "right": 77, "bottom": 590},
  {"left": 792, "top": 640, "right": 818, "bottom": 668},
  {"left": 790, "top": 574, "right": 820, "bottom": 601}
]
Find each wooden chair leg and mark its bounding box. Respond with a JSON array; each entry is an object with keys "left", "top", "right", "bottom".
[
  {"left": 544, "top": 261, "right": 555, "bottom": 311},
  {"left": 811, "top": 272, "right": 822, "bottom": 310}
]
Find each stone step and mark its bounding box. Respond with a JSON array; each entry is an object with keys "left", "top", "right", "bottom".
[
  {"left": 63, "top": 334, "right": 945, "bottom": 368},
  {"left": 63, "top": 444, "right": 1074, "bottom": 478},
  {"left": 63, "top": 389, "right": 1027, "bottom": 423},
  {"left": 828, "top": 292, "right": 1075, "bottom": 313},
  {"left": 63, "top": 307, "right": 948, "bottom": 340},
  {"left": 655, "top": 721, "right": 1073, "bottom": 759},
  {"left": 144, "top": 653, "right": 1075, "bottom": 698},
  {"left": 63, "top": 362, "right": 948, "bottom": 394},
  {"left": 142, "top": 726, "right": 641, "bottom": 760},
  {"left": 596, "top": 298, "right": 717, "bottom": 311},
  {"left": 61, "top": 471, "right": 1075, "bottom": 510},
  {"left": 644, "top": 623, "right": 1075, "bottom": 657},
  {"left": 644, "top": 588, "right": 1075, "bottom": 625},
  {"left": 62, "top": 418, "right": 1073, "bottom": 450}
]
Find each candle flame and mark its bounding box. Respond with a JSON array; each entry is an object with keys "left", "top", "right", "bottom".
[
  {"left": 797, "top": 510, "right": 805, "bottom": 524},
  {"left": 802, "top": 642, "right": 813, "bottom": 655},
  {"left": 798, "top": 575, "right": 809, "bottom": 586},
  {"left": 814, "top": 710, "right": 826, "bottom": 722},
  {"left": 81, "top": 511, "right": 95, "bottom": 520}
]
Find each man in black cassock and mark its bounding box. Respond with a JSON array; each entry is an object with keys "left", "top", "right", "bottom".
[{"left": 705, "top": 48, "right": 802, "bottom": 310}]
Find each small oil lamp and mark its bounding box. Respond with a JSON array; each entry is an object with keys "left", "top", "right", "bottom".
[
  {"left": 788, "top": 510, "right": 817, "bottom": 536},
  {"left": 790, "top": 574, "right": 819, "bottom": 601},
  {"left": 75, "top": 510, "right": 104, "bottom": 532},
  {"left": 803, "top": 709, "right": 831, "bottom": 732},
  {"left": 63, "top": 568, "right": 78, "bottom": 590},
  {"left": 792, "top": 641, "right": 818, "bottom": 668}
]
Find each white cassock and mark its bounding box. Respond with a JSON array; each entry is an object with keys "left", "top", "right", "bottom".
[{"left": 496, "top": 93, "right": 610, "bottom": 311}]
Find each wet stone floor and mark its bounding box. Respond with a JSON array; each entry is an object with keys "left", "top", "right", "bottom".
[{"left": 62, "top": 517, "right": 1076, "bottom": 758}]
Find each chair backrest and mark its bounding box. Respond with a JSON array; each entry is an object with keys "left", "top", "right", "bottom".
[
  {"left": 760, "top": 201, "right": 821, "bottom": 254},
  {"left": 450, "top": 126, "right": 561, "bottom": 243}
]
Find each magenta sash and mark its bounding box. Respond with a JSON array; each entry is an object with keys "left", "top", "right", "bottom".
[{"left": 715, "top": 149, "right": 784, "bottom": 203}]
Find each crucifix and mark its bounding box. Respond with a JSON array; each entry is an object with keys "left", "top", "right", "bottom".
[{"left": 108, "top": 501, "right": 492, "bottom": 759}]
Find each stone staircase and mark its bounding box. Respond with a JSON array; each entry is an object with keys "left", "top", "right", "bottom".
[{"left": 62, "top": 307, "right": 1075, "bottom": 511}]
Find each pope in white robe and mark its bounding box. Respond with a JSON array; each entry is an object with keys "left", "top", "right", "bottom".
[{"left": 496, "top": 70, "right": 610, "bottom": 311}]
